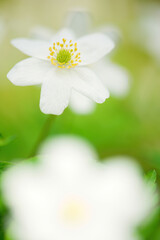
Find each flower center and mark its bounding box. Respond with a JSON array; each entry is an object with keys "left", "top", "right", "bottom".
[
  {"left": 47, "top": 38, "right": 82, "bottom": 69},
  {"left": 56, "top": 49, "right": 71, "bottom": 64},
  {"left": 61, "top": 199, "right": 86, "bottom": 224}
]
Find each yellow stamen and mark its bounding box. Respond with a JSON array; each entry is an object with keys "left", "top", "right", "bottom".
[
  {"left": 72, "top": 63, "right": 78, "bottom": 67},
  {"left": 48, "top": 38, "right": 82, "bottom": 69},
  {"left": 51, "top": 58, "right": 57, "bottom": 66}
]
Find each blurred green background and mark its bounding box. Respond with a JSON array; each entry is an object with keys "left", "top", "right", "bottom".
[{"left": 0, "top": 0, "right": 160, "bottom": 239}]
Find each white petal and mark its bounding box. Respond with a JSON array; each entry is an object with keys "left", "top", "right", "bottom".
[
  {"left": 50, "top": 28, "right": 75, "bottom": 42},
  {"left": 40, "top": 69, "right": 71, "bottom": 115},
  {"left": 65, "top": 10, "right": 91, "bottom": 38},
  {"left": 40, "top": 136, "right": 98, "bottom": 180},
  {"left": 92, "top": 60, "right": 130, "bottom": 97},
  {"left": 11, "top": 38, "right": 50, "bottom": 60},
  {"left": 69, "top": 90, "right": 95, "bottom": 115},
  {"left": 7, "top": 58, "right": 52, "bottom": 86},
  {"left": 95, "top": 158, "right": 155, "bottom": 226},
  {"left": 77, "top": 33, "right": 115, "bottom": 65},
  {"left": 69, "top": 67, "right": 109, "bottom": 103}
]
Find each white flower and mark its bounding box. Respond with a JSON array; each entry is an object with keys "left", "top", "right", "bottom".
[
  {"left": 0, "top": 19, "right": 6, "bottom": 44},
  {"left": 31, "top": 10, "right": 130, "bottom": 114},
  {"left": 2, "top": 136, "right": 155, "bottom": 240},
  {"left": 7, "top": 29, "right": 114, "bottom": 115},
  {"left": 134, "top": 4, "right": 160, "bottom": 61}
]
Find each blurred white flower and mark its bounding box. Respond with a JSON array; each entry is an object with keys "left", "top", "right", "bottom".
[
  {"left": 93, "top": 59, "right": 129, "bottom": 95},
  {"left": 64, "top": 9, "right": 92, "bottom": 39},
  {"left": 64, "top": 9, "right": 121, "bottom": 44},
  {"left": 99, "top": 25, "right": 122, "bottom": 45},
  {"left": 0, "top": 19, "right": 6, "bottom": 44},
  {"left": 134, "top": 5, "right": 160, "bottom": 61},
  {"left": 7, "top": 28, "right": 114, "bottom": 115},
  {"left": 2, "top": 136, "right": 155, "bottom": 240},
  {"left": 31, "top": 10, "right": 130, "bottom": 114}
]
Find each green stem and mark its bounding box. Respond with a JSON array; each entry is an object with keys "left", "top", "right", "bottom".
[{"left": 28, "top": 115, "right": 56, "bottom": 158}]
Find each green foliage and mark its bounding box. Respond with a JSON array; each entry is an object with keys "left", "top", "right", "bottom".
[
  {"left": 136, "top": 207, "right": 160, "bottom": 240},
  {"left": 136, "top": 170, "right": 160, "bottom": 240},
  {"left": 145, "top": 170, "right": 157, "bottom": 191},
  {"left": 0, "top": 134, "right": 15, "bottom": 147},
  {"left": 0, "top": 161, "right": 13, "bottom": 175}
]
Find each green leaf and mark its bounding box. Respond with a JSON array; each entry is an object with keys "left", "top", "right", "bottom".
[
  {"left": 0, "top": 161, "right": 14, "bottom": 175},
  {"left": 145, "top": 170, "right": 157, "bottom": 191},
  {"left": 136, "top": 170, "right": 160, "bottom": 239},
  {"left": 145, "top": 169, "right": 157, "bottom": 183},
  {"left": 136, "top": 206, "right": 160, "bottom": 240},
  {"left": 0, "top": 134, "right": 15, "bottom": 147}
]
